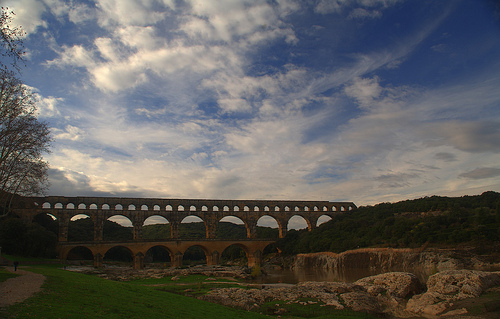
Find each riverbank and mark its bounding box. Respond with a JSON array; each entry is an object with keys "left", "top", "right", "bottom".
[
  {"left": 202, "top": 269, "right": 500, "bottom": 318},
  {"left": 64, "top": 264, "right": 500, "bottom": 318}
]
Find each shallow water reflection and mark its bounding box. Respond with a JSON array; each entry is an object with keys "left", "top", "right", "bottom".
[{"left": 253, "top": 266, "right": 435, "bottom": 284}]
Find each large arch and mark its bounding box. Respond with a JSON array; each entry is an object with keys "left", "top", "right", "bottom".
[
  {"left": 180, "top": 216, "right": 206, "bottom": 239},
  {"left": 103, "top": 245, "right": 133, "bottom": 263},
  {"left": 220, "top": 244, "right": 248, "bottom": 266},
  {"left": 257, "top": 215, "right": 280, "bottom": 238},
  {"left": 217, "top": 216, "right": 247, "bottom": 239},
  {"left": 144, "top": 245, "right": 172, "bottom": 266},
  {"left": 104, "top": 215, "right": 133, "bottom": 241},
  {"left": 287, "top": 215, "right": 310, "bottom": 231},
  {"left": 142, "top": 215, "right": 170, "bottom": 240},
  {"left": 66, "top": 246, "right": 93, "bottom": 263},
  {"left": 32, "top": 212, "right": 58, "bottom": 236},
  {"left": 68, "top": 214, "right": 93, "bottom": 242},
  {"left": 182, "top": 245, "right": 208, "bottom": 266},
  {"left": 316, "top": 214, "right": 333, "bottom": 227}
]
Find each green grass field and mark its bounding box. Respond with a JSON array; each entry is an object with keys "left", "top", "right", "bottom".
[
  {"left": 4, "top": 264, "right": 268, "bottom": 319},
  {"left": 0, "top": 267, "right": 19, "bottom": 283},
  {"left": 1, "top": 261, "right": 377, "bottom": 319}
]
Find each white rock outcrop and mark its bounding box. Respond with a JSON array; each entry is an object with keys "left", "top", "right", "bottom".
[
  {"left": 406, "top": 270, "right": 500, "bottom": 316},
  {"left": 202, "top": 270, "right": 500, "bottom": 318}
]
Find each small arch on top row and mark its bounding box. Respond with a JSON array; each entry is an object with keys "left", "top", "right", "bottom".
[{"left": 39, "top": 202, "right": 354, "bottom": 212}]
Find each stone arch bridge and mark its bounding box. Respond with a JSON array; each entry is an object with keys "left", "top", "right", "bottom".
[{"left": 12, "top": 196, "right": 356, "bottom": 269}]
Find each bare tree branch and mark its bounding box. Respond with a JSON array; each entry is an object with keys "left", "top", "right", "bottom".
[
  {"left": 0, "top": 69, "right": 51, "bottom": 215},
  {"left": 0, "top": 7, "right": 26, "bottom": 73}
]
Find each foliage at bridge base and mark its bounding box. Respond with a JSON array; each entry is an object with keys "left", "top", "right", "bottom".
[
  {"left": 276, "top": 191, "right": 500, "bottom": 255},
  {"left": 0, "top": 215, "right": 57, "bottom": 257}
]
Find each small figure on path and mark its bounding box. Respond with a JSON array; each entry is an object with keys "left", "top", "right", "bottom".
[{"left": 13, "top": 261, "right": 19, "bottom": 271}]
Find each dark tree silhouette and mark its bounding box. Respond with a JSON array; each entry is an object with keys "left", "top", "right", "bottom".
[{"left": 0, "top": 7, "right": 26, "bottom": 73}]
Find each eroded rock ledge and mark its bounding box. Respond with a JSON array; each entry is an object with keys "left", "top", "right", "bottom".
[
  {"left": 291, "top": 246, "right": 499, "bottom": 272},
  {"left": 201, "top": 270, "right": 500, "bottom": 318}
]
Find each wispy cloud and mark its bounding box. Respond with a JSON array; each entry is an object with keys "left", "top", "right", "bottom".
[{"left": 459, "top": 168, "right": 500, "bottom": 180}]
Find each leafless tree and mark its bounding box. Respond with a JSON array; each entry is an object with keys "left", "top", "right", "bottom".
[
  {"left": 0, "top": 69, "right": 51, "bottom": 214},
  {"left": 1, "top": 7, "right": 26, "bottom": 73}
]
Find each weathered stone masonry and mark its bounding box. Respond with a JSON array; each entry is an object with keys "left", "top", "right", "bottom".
[{"left": 12, "top": 196, "right": 356, "bottom": 269}]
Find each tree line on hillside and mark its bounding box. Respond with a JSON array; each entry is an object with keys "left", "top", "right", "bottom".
[{"left": 276, "top": 191, "right": 500, "bottom": 255}]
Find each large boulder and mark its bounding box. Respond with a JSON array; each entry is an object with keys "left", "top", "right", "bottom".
[
  {"left": 355, "top": 272, "right": 423, "bottom": 299},
  {"left": 426, "top": 269, "right": 500, "bottom": 298},
  {"left": 340, "top": 291, "right": 382, "bottom": 314},
  {"left": 406, "top": 292, "right": 453, "bottom": 316},
  {"left": 406, "top": 270, "right": 500, "bottom": 316}
]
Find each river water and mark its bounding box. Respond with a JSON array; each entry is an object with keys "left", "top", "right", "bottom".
[{"left": 252, "top": 266, "right": 435, "bottom": 284}]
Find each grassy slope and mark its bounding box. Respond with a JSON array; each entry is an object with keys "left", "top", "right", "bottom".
[
  {"left": 5, "top": 265, "right": 267, "bottom": 319},
  {"left": 3, "top": 264, "right": 378, "bottom": 319},
  {"left": 0, "top": 267, "right": 19, "bottom": 283}
]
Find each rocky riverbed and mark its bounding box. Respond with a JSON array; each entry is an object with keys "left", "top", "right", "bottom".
[
  {"left": 66, "top": 246, "right": 500, "bottom": 318},
  {"left": 67, "top": 264, "right": 500, "bottom": 318},
  {"left": 202, "top": 270, "right": 500, "bottom": 318}
]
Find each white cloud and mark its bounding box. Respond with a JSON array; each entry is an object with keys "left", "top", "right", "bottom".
[
  {"left": 181, "top": 0, "right": 296, "bottom": 44},
  {"left": 344, "top": 76, "right": 383, "bottom": 108},
  {"left": 52, "top": 125, "right": 84, "bottom": 141},
  {"left": 31, "top": 91, "right": 62, "bottom": 118},
  {"left": 116, "top": 26, "right": 163, "bottom": 50},
  {"left": 67, "top": 2, "right": 96, "bottom": 24},
  {"left": 9, "top": 0, "right": 96, "bottom": 35},
  {"left": 42, "top": 0, "right": 298, "bottom": 95},
  {"left": 95, "top": 0, "right": 173, "bottom": 27},
  {"left": 348, "top": 8, "right": 381, "bottom": 19},
  {"left": 47, "top": 44, "right": 96, "bottom": 68},
  {"left": 314, "top": 0, "right": 400, "bottom": 18},
  {"left": 94, "top": 37, "right": 125, "bottom": 62},
  {"left": 9, "top": 0, "right": 47, "bottom": 35},
  {"left": 217, "top": 98, "right": 252, "bottom": 113},
  {"left": 91, "top": 63, "right": 147, "bottom": 92},
  {"left": 314, "top": 0, "right": 343, "bottom": 14}
]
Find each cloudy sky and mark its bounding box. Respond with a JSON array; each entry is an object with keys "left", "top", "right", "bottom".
[{"left": 6, "top": 0, "right": 500, "bottom": 207}]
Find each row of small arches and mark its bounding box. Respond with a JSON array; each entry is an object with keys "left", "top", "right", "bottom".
[
  {"left": 38, "top": 212, "right": 334, "bottom": 230},
  {"left": 40, "top": 202, "right": 352, "bottom": 212}
]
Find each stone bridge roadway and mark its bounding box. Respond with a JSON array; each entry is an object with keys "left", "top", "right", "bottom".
[{"left": 13, "top": 196, "right": 356, "bottom": 268}]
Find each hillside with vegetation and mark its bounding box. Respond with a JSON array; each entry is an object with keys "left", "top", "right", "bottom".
[{"left": 276, "top": 191, "right": 500, "bottom": 255}]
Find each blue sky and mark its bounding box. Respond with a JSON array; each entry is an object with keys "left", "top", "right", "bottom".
[{"left": 6, "top": 0, "right": 500, "bottom": 207}]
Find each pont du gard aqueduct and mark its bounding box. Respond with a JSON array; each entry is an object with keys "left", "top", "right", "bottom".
[{"left": 11, "top": 196, "right": 356, "bottom": 269}]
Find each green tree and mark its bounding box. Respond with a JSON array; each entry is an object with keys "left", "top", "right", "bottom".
[{"left": 0, "top": 216, "right": 57, "bottom": 257}]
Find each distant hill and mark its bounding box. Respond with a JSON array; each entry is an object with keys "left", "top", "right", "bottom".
[{"left": 276, "top": 191, "right": 500, "bottom": 255}]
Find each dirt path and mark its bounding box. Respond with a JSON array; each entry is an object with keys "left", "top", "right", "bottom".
[{"left": 0, "top": 267, "right": 45, "bottom": 308}]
